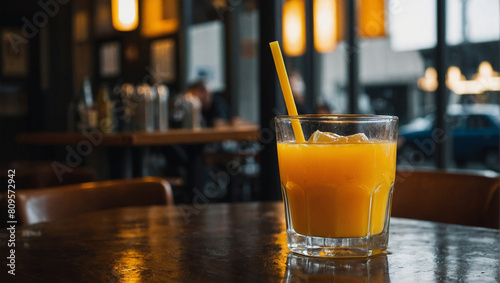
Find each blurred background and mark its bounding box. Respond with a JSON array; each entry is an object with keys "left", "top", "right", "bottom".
[{"left": 0, "top": 0, "right": 498, "bottom": 203}]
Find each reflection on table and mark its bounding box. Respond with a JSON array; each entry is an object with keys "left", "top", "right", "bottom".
[{"left": 285, "top": 253, "right": 389, "bottom": 282}]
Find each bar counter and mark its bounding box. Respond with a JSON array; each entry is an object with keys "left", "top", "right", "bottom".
[{"left": 15, "top": 125, "right": 260, "bottom": 146}]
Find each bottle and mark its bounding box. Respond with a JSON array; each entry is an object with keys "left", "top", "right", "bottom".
[
  {"left": 82, "top": 77, "right": 98, "bottom": 129},
  {"left": 180, "top": 93, "right": 193, "bottom": 129},
  {"left": 183, "top": 91, "right": 202, "bottom": 129},
  {"left": 67, "top": 89, "right": 87, "bottom": 132},
  {"left": 171, "top": 93, "right": 185, "bottom": 129},
  {"left": 149, "top": 84, "right": 159, "bottom": 130},
  {"left": 134, "top": 83, "right": 154, "bottom": 132},
  {"left": 120, "top": 83, "right": 135, "bottom": 132},
  {"left": 111, "top": 82, "right": 124, "bottom": 132},
  {"left": 154, "top": 83, "right": 169, "bottom": 131},
  {"left": 97, "top": 84, "right": 114, "bottom": 133}
]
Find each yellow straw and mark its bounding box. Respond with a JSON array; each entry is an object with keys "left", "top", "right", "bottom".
[{"left": 269, "top": 41, "right": 306, "bottom": 143}]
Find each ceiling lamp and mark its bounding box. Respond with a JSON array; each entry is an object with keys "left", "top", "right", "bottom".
[
  {"left": 112, "top": 0, "right": 139, "bottom": 32},
  {"left": 359, "top": 0, "right": 386, "bottom": 37},
  {"left": 283, "top": 0, "right": 306, "bottom": 56},
  {"left": 314, "top": 0, "right": 337, "bottom": 53}
]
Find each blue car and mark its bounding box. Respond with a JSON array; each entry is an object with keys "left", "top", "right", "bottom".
[{"left": 398, "top": 104, "right": 499, "bottom": 171}]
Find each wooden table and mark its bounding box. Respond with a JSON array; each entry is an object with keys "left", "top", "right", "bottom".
[
  {"left": 0, "top": 202, "right": 498, "bottom": 282},
  {"left": 15, "top": 125, "right": 261, "bottom": 146}
]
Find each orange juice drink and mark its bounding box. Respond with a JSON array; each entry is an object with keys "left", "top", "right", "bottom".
[
  {"left": 275, "top": 115, "right": 398, "bottom": 258},
  {"left": 278, "top": 139, "right": 397, "bottom": 238}
]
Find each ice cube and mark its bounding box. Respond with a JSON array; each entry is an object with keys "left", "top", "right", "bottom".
[
  {"left": 308, "top": 130, "right": 369, "bottom": 143},
  {"left": 308, "top": 130, "right": 342, "bottom": 143},
  {"left": 342, "top": 133, "right": 369, "bottom": 143}
]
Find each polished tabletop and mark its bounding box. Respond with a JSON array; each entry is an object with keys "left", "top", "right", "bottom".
[
  {"left": 0, "top": 202, "right": 498, "bottom": 282},
  {"left": 15, "top": 124, "right": 260, "bottom": 146}
]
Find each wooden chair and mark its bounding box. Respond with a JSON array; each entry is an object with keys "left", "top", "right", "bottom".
[
  {"left": 11, "top": 177, "right": 173, "bottom": 226},
  {"left": 392, "top": 169, "right": 499, "bottom": 229}
]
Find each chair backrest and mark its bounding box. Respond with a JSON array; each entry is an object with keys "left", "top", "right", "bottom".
[
  {"left": 2, "top": 160, "right": 98, "bottom": 190},
  {"left": 13, "top": 177, "right": 173, "bottom": 225},
  {"left": 392, "top": 169, "right": 499, "bottom": 229}
]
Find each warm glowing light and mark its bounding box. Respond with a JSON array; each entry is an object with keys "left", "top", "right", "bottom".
[
  {"left": 420, "top": 63, "right": 500, "bottom": 95},
  {"left": 314, "top": 0, "right": 337, "bottom": 53},
  {"left": 474, "top": 61, "right": 498, "bottom": 79},
  {"left": 446, "top": 66, "right": 464, "bottom": 84},
  {"left": 446, "top": 63, "right": 500, "bottom": 95},
  {"left": 446, "top": 66, "right": 479, "bottom": 94},
  {"left": 141, "top": 0, "right": 179, "bottom": 38},
  {"left": 417, "top": 67, "right": 438, "bottom": 92},
  {"left": 359, "top": 0, "right": 386, "bottom": 37},
  {"left": 473, "top": 61, "right": 500, "bottom": 93},
  {"left": 112, "top": 0, "right": 139, "bottom": 32},
  {"left": 283, "top": 0, "right": 306, "bottom": 56}
]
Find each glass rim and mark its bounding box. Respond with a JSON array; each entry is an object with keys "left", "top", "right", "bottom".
[{"left": 275, "top": 114, "right": 399, "bottom": 122}]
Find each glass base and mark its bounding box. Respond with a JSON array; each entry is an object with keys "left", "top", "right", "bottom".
[{"left": 287, "top": 231, "right": 388, "bottom": 258}]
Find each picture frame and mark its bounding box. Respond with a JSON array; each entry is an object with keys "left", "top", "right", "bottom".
[
  {"left": 99, "top": 40, "right": 121, "bottom": 78},
  {"left": 150, "top": 38, "right": 176, "bottom": 83},
  {"left": 1, "top": 29, "right": 29, "bottom": 77}
]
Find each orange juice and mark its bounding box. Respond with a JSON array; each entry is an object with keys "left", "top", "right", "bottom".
[{"left": 277, "top": 140, "right": 397, "bottom": 238}]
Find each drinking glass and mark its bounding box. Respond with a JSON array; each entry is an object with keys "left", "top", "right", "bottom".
[{"left": 275, "top": 114, "right": 398, "bottom": 257}]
